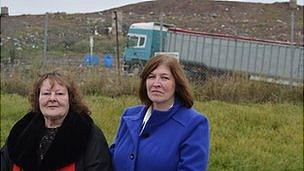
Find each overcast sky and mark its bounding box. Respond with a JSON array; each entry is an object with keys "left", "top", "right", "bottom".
[{"left": 1, "top": 0, "right": 303, "bottom": 16}]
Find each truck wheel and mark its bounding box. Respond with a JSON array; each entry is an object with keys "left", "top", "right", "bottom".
[{"left": 130, "top": 64, "right": 142, "bottom": 75}]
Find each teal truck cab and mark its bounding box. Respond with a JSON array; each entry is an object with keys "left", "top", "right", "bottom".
[{"left": 123, "top": 22, "right": 172, "bottom": 74}]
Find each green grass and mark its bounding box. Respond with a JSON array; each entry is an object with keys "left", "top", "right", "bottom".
[
  {"left": 1, "top": 93, "right": 303, "bottom": 170},
  {"left": 197, "top": 102, "right": 303, "bottom": 170}
]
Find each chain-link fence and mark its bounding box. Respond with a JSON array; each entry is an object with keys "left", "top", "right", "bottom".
[{"left": 1, "top": 10, "right": 303, "bottom": 103}]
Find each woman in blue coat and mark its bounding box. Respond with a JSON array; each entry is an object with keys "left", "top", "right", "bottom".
[{"left": 110, "top": 54, "right": 210, "bottom": 171}]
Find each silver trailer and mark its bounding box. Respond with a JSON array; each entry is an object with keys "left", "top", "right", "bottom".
[{"left": 165, "top": 28, "right": 304, "bottom": 82}]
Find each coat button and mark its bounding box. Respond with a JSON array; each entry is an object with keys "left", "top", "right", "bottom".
[{"left": 129, "top": 153, "right": 135, "bottom": 160}]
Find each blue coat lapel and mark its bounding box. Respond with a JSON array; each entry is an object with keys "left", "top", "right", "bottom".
[{"left": 123, "top": 109, "right": 143, "bottom": 145}]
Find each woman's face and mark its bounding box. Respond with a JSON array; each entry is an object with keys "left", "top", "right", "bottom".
[
  {"left": 146, "top": 64, "right": 176, "bottom": 110},
  {"left": 39, "top": 78, "right": 70, "bottom": 122}
]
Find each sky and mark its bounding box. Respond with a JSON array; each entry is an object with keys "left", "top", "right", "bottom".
[{"left": 1, "top": 0, "right": 303, "bottom": 16}]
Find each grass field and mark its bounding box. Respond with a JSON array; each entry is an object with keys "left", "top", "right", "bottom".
[{"left": 1, "top": 93, "right": 303, "bottom": 170}]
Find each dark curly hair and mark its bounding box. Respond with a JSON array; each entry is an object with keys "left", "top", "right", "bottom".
[{"left": 28, "top": 71, "right": 90, "bottom": 115}]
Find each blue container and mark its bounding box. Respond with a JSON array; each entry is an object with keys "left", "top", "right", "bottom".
[
  {"left": 84, "top": 54, "right": 100, "bottom": 66},
  {"left": 104, "top": 54, "right": 113, "bottom": 68}
]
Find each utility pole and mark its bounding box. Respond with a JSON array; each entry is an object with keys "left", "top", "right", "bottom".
[
  {"left": 114, "top": 11, "right": 120, "bottom": 76},
  {"left": 43, "top": 13, "right": 48, "bottom": 66}
]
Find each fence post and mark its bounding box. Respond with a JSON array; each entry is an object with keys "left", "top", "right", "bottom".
[
  {"left": 43, "top": 12, "right": 48, "bottom": 67},
  {"left": 289, "top": 0, "right": 297, "bottom": 85},
  {"left": 113, "top": 11, "right": 120, "bottom": 76}
]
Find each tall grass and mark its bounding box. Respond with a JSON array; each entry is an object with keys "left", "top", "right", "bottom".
[
  {"left": 1, "top": 67, "right": 303, "bottom": 104},
  {"left": 1, "top": 93, "right": 303, "bottom": 170},
  {"left": 192, "top": 74, "right": 303, "bottom": 104}
]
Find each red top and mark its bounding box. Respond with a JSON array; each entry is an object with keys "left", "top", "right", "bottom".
[{"left": 13, "top": 163, "right": 76, "bottom": 171}]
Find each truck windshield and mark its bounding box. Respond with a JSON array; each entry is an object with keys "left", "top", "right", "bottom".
[
  {"left": 127, "top": 34, "right": 146, "bottom": 48},
  {"left": 128, "top": 36, "right": 138, "bottom": 47}
]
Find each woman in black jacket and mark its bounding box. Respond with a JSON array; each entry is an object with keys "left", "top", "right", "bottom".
[{"left": 1, "top": 71, "right": 112, "bottom": 171}]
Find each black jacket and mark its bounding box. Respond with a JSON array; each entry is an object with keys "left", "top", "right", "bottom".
[{"left": 1, "top": 111, "right": 112, "bottom": 171}]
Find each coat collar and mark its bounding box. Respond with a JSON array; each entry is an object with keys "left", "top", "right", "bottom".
[
  {"left": 122, "top": 98, "right": 182, "bottom": 143},
  {"left": 145, "top": 99, "right": 181, "bottom": 131},
  {"left": 7, "top": 111, "right": 93, "bottom": 171}
]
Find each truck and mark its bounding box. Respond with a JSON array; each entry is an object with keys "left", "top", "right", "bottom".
[{"left": 123, "top": 22, "right": 304, "bottom": 83}]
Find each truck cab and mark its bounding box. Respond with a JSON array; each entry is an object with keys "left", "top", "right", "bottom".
[{"left": 123, "top": 22, "right": 170, "bottom": 74}]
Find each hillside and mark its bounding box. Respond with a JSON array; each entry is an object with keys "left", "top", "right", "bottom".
[
  {"left": 119, "top": 0, "right": 304, "bottom": 43},
  {"left": 0, "top": 0, "right": 303, "bottom": 61}
]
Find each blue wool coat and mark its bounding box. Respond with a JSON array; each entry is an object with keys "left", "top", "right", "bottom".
[{"left": 110, "top": 100, "right": 210, "bottom": 171}]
